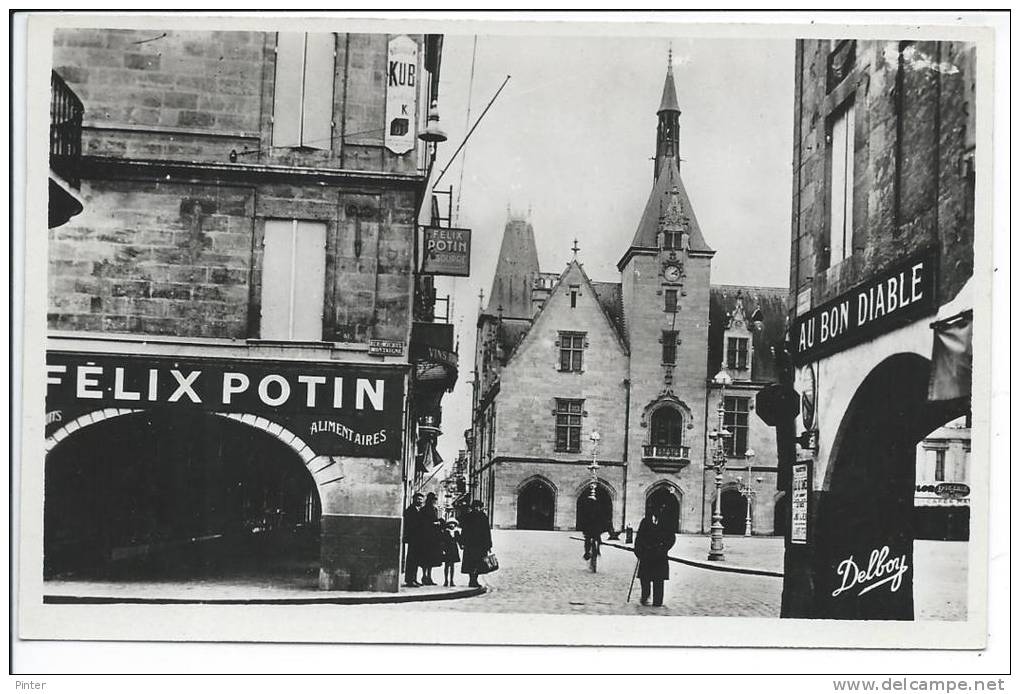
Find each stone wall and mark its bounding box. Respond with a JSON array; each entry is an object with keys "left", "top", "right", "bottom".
[
  {"left": 48, "top": 28, "right": 421, "bottom": 343},
  {"left": 53, "top": 28, "right": 423, "bottom": 175},
  {"left": 791, "top": 40, "right": 976, "bottom": 310}
]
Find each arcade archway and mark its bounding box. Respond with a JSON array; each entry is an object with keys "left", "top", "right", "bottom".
[
  {"left": 575, "top": 481, "right": 613, "bottom": 532},
  {"left": 44, "top": 409, "right": 321, "bottom": 585},
  {"left": 813, "top": 353, "right": 969, "bottom": 620},
  {"left": 516, "top": 477, "right": 556, "bottom": 530},
  {"left": 645, "top": 483, "right": 681, "bottom": 533}
]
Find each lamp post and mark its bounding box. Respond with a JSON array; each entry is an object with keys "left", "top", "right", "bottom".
[
  {"left": 588, "top": 431, "right": 601, "bottom": 499},
  {"left": 707, "top": 370, "right": 732, "bottom": 561},
  {"left": 742, "top": 448, "right": 756, "bottom": 536}
]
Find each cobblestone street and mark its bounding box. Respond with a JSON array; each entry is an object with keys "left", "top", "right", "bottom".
[{"left": 375, "top": 530, "right": 968, "bottom": 619}]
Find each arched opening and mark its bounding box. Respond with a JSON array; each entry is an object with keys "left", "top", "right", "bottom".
[
  {"left": 516, "top": 477, "right": 556, "bottom": 530},
  {"left": 575, "top": 481, "right": 613, "bottom": 533},
  {"left": 814, "top": 353, "right": 969, "bottom": 620},
  {"left": 44, "top": 410, "right": 321, "bottom": 586},
  {"left": 650, "top": 406, "right": 686, "bottom": 446},
  {"left": 720, "top": 488, "right": 746, "bottom": 535},
  {"left": 645, "top": 483, "right": 681, "bottom": 534}
]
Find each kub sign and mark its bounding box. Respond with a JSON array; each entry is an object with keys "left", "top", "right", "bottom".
[{"left": 385, "top": 35, "right": 418, "bottom": 155}]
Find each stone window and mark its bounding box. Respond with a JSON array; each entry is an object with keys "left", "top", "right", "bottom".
[
  {"left": 273, "top": 32, "right": 335, "bottom": 149},
  {"left": 926, "top": 448, "right": 947, "bottom": 482},
  {"left": 558, "top": 331, "right": 585, "bottom": 372},
  {"left": 662, "top": 330, "right": 678, "bottom": 365},
  {"left": 664, "top": 289, "right": 678, "bottom": 313},
  {"left": 723, "top": 396, "right": 750, "bottom": 458},
  {"left": 569, "top": 285, "right": 579, "bottom": 308},
  {"left": 650, "top": 407, "right": 686, "bottom": 447},
  {"left": 726, "top": 336, "right": 750, "bottom": 370},
  {"left": 260, "top": 219, "right": 326, "bottom": 340},
  {"left": 554, "top": 398, "right": 583, "bottom": 453},
  {"left": 828, "top": 97, "right": 855, "bottom": 267}
]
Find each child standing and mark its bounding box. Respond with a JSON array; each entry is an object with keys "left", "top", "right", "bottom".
[{"left": 441, "top": 519, "right": 461, "bottom": 587}]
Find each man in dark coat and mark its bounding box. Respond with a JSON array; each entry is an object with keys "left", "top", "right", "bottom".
[
  {"left": 402, "top": 492, "right": 425, "bottom": 587},
  {"left": 634, "top": 503, "right": 676, "bottom": 606},
  {"left": 578, "top": 489, "right": 610, "bottom": 560},
  {"left": 459, "top": 499, "right": 492, "bottom": 588}
]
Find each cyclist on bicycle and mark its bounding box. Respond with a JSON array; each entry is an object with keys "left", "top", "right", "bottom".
[{"left": 579, "top": 487, "right": 610, "bottom": 560}]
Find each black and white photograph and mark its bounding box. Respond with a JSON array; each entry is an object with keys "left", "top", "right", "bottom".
[{"left": 12, "top": 10, "right": 1007, "bottom": 672}]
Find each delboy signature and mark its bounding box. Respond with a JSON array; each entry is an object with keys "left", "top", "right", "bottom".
[{"left": 832, "top": 545, "right": 910, "bottom": 598}]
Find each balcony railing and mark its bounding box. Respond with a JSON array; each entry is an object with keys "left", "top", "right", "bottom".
[
  {"left": 642, "top": 444, "right": 691, "bottom": 473},
  {"left": 50, "top": 70, "right": 83, "bottom": 189}
]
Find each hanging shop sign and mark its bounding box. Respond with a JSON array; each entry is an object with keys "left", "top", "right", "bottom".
[
  {"left": 384, "top": 34, "right": 419, "bottom": 155},
  {"left": 421, "top": 226, "right": 471, "bottom": 277},
  {"left": 790, "top": 462, "right": 811, "bottom": 545},
  {"left": 792, "top": 250, "right": 937, "bottom": 365},
  {"left": 45, "top": 352, "right": 405, "bottom": 459}
]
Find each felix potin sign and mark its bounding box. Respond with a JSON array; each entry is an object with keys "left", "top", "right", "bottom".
[
  {"left": 45, "top": 352, "right": 405, "bottom": 459},
  {"left": 421, "top": 226, "right": 471, "bottom": 277},
  {"left": 792, "top": 250, "right": 937, "bottom": 365}
]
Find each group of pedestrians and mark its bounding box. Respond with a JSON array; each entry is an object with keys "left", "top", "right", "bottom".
[{"left": 402, "top": 493, "right": 492, "bottom": 589}]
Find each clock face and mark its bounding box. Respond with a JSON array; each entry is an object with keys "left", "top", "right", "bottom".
[{"left": 663, "top": 264, "right": 681, "bottom": 282}]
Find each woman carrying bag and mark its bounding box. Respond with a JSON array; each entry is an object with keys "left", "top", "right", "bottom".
[{"left": 459, "top": 499, "right": 494, "bottom": 588}]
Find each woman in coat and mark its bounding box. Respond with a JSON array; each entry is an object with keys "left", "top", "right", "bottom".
[
  {"left": 633, "top": 503, "right": 676, "bottom": 606},
  {"left": 419, "top": 492, "right": 445, "bottom": 585},
  {"left": 459, "top": 499, "right": 493, "bottom": 588}
]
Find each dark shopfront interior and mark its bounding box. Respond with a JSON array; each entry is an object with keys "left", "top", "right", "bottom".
[{"left": 44, "top": 409, "right": 321, "bottom": 585}]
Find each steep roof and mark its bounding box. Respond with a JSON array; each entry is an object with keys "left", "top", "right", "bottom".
[
  {"left": 485, "top": 216, "right": 540, "bottom": 319},
  {"left": 708, "top": 284, "right": 789, "bottom": 382},
  {"left": 590, "top": 281, "right": 627, "bottom": 349},
  {"left": 658, "top": 62, "right": 681, "bottom": 114},
  {"left": 618, "top": 158, "right": 713, "bottom": 269}
]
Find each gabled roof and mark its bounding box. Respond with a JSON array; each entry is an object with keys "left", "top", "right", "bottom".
[
  {"left": 617, "top": 157, "right": 713, "bottom": 270},
  {"left": 504, "top": 260, "right": 630, "bottom": 366},
  {"left": 708, "top": 284, "right": 789, "bottom": 382}
]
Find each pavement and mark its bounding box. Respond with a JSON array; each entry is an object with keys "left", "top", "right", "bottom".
[
  {"left": 40, "top": 530, "right": 968, "bottom": 619},
  {"left": 372, "top": 530, "right": 968, "bottom": 620}
]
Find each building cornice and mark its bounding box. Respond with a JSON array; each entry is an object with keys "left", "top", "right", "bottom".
[{"left": 80, "top": 155, "right": 429, "bottom": 190}]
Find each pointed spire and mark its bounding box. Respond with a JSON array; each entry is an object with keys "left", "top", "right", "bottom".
[{"left": 657, "top": 51, "right": 681, "bottom": 115}]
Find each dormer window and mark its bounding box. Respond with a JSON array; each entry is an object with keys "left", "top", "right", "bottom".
[
  {"left": 726, "top": 337, "right": 749, "bottom": 370},
  {"left": 662, "top": 229, "right": 683, "bottom": 250}
]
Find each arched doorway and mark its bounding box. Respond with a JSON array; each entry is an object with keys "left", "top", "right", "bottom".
[
  {"left": 814, "top": 353, "right": 969, "bottom": 620},
  {"left": 720, "top": 488, "right": 746, "bottom": 535},
  {"left": 650, "top": 406, "right": 686, "bottom": 447},
  {"left": 44, "top": 409, "right": 321, "bottom": 584},
  {"left": 575, "top": 482, "right": 613, "bottom": 532},
  {"left": 517, "top": 477, "right": 556, "bottom": 530},
  {"left": 645, "top": 484, "right": 681, "bottom": 533}
]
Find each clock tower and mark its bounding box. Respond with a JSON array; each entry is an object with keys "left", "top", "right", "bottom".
[{"left": 617, "top": 57, "right": 716, "bottom": 533}]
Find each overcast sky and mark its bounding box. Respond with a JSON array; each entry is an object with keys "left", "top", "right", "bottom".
[{"left": 429, "top": 33, "right": 795, "bottom": 466}]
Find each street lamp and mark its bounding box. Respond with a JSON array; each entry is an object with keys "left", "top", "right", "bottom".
[
  {"left": 588, "top": 431, "right": 601, "bottom": 499},
  {"left": 707, "top": 370, "right": 732, "bottom": 561},
  {"left": 742, "top": 448, "right": 756, "bottom": 536}
]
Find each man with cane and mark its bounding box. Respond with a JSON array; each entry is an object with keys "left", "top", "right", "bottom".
[{"left": 631, "top": 502, "right": 676, "bottom": 607}]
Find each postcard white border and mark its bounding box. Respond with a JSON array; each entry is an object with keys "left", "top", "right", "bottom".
[{"left": 13, "top": 10, "right": 1004, "bottom": 659}]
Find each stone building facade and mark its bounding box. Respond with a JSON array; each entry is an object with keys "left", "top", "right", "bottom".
[
  {"left": 778, "top": 39, "right": 977, "bottom": 619},
  {"left": 44, "top": 27, "right": 450, "bottom": 593},
  {"left": 467, "top": 62, "right": 787, "bottom": 537}
]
